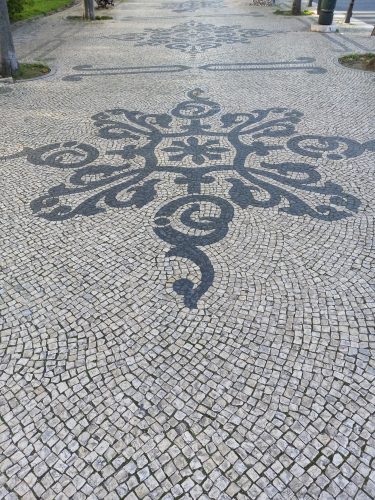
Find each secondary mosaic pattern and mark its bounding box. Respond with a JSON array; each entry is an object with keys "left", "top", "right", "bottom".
[
  {"left": 106, "top": 20, "right": 272, "bottom": 54},
  {"left": 200, "top": 57, "right": 326, "bottom": 73},
  {"left": 161, "top": 0, "right": 225, "bottom": 12},
  {"left": 249, "top": 0, "right": 273, "bottom": 5},
  {"left": 62, "top": 57, "right": 326, "bottom": 81},
  {"left": 18, "top": 89, "right": 372, "bottom": 308}
]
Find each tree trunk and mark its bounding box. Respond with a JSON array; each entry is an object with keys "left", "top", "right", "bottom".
[
  {"left": 83, "top": 0, "right": 95, "bottom": 20},
  {"left": 345, "top": 0, "right": 355, "bottom": 23},
  {"left": 292, "top": 0, "right": 302, "bottom": 15},
  {"left": 0, "top": 0, "right": 19, "bottom": 77},
  {"left": 372, "top": 25, "right": 375, "bottom": 36}
]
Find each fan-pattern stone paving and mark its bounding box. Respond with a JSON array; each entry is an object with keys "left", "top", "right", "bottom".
[{"left": 0, "top": 1, "right": 374, "bottom": 499}]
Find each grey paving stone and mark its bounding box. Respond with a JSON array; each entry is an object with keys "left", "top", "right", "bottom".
[{"left": 0, "top": 0, "right": 374, "bottom": 498}]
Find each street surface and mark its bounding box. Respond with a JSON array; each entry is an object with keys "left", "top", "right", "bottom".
[
  {"left": 1, "top": 0, "right": 375, "bottom": 498},
  {"left": 335, "top": 0, "right": 374, "bottom": 25}
]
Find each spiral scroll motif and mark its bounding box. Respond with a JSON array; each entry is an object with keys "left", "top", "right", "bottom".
[{"left": 154, "top": 195, "right": 234, "bottom": 307}]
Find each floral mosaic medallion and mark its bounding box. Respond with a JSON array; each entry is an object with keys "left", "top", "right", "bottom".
[
  {"left": 249, "top": 0, "right": 273, "bottom": 5},
  {"left": 106, "top": 20, "right": 272, "bottom": 54},
  {"left": 17, "top": 89, "right": 373, "bottom": 308},
  {"left": 161, "top": 0, "right": 225, "bottom": 12}
]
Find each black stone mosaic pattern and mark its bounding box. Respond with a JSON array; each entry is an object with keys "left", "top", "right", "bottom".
[
  {"left": 13, "top": 89, "right": 370, "bottom": 308},
  {"left": 106, "top": 20, "right": 272, "bottom": 54},
  {"left": 161, "top": 0, "right": 225, "bottom": 13}
]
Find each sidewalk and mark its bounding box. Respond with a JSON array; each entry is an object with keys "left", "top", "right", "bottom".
[
  {"left": 1, "top": 1, "right": 375, "bottom": 499},
  {"left": 309, "top": 0, "right": 374, "bottom": 33}
]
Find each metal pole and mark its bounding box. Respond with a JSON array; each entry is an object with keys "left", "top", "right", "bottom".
[{"left": 345, "top": 0, "right": 355, "bottom": 24}]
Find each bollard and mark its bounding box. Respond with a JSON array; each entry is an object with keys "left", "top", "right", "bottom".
[{"left": 318, "top": 0, "right": 337, "bottom": 25}]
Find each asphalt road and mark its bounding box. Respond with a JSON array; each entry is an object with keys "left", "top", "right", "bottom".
[{"left": 335, "top": 0, "right": 375, "bottom": 25}]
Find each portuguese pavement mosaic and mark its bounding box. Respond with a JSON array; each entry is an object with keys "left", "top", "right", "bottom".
[{"left": 0, "top": 0, "right": 374, "bottom": 499}]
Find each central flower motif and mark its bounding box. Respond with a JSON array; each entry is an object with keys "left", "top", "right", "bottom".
[{"left": 163, "top": 137, "right": 229, "bottom": 165}]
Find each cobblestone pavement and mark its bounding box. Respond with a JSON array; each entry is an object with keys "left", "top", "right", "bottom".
[{"left": 1, "top": 1, "right": 375, "bottom": 499}]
